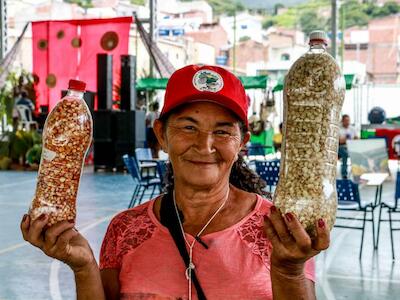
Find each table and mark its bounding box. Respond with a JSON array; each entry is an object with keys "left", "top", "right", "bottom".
[
  {"left": 358, "top": 172, "right": 389, "bottom": 249},
  {"left": 359, "top": 172, "right": 389, "bottom": 207}
]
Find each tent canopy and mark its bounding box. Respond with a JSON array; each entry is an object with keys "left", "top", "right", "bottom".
[
  {"left": 136, "top": 75, "right": 268, "bottom": 91},
  {"left": 272, "top": 74, "right": 355, "bottom": 92}
]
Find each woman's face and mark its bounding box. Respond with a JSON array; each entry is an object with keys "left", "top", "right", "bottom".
[{"left": 154, "top": 102, "right": 250, "bottom": 189}]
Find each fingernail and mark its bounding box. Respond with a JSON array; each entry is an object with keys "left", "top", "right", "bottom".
[
  {"left": 270, "top": 205, "right": 277, "bottom": 213},
  {"left": 22, "top": 214, "right": 28, "bottom": 222},
  {"left": 318, "top": 219, "right": 325, "bottom": 229},
  {"left": 285, "top": 212, "right": 293, "bottom": 222},
  {"left": 39, "top": 214, "right": 47, "bottom": 221}
]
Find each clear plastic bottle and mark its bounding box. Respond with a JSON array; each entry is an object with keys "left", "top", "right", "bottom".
[
  {"left": 273, "top": 31, "right": 345, "bottom": 236},
  {"left": 30, "top": 79, "right": 93, "bottom": 225}
]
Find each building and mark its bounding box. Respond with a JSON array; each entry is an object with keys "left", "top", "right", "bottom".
[
  {"left": 185, "top": 22, "right": 228, "bottom": 64},
  {"left": 227, "top": 39, "right": 268, "bottom": 75},
  {"left": 344, "top": 15, "right": 400, "bottom": 84},
  {"left": 367, "top": 15, "right": 400, "bottom": 83},
  {"left": 158, "top": 0, "right": 213, "bottom": 24},
  {"left": 220, "top": 12, "right": 263, "bottom": 45},
  {"left": 250, "top": 27, "right": 307, "bottom": 80}
]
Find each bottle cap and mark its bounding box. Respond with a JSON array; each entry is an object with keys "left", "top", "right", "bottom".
[
  {"left": 309, "top": 30, "right": 328, "bottom": 45},
  {"left": 68, "top": 79, "right": 86, "bottom": 92}
]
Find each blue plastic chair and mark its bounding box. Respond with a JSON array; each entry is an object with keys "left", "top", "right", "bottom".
[
  {"left": 135, "top": 147, "right": 153, "bottom": 160},
  {"left": 335, "top": 179, "right": 375, "bottom": 259},
  {"left": 377, "top": 171, "right": 400, "bottom": 259},
  {"left": 255, "top": 159, "right": 280, "bottom": 191},
  {"left": 122, "top": 154, "right": 161, "bottom": 208},
  {"left": 135, "top": 147, "right": 157, "bottom": 177}
]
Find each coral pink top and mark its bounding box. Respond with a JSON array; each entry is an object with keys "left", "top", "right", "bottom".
[{"left": 99, "top": 195, "right": 315, "bottom": 300}]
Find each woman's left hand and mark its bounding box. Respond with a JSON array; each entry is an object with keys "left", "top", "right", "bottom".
[{"left": 263, "top": 205, "right": 330, "bottom": 275}]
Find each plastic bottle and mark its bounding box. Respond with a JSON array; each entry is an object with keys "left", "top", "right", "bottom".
[
  {"left": 30, "top": 79, "right": 93, "bottom": 225},
  {"left": 273, "top": 31, "right": 345, "bottom": 236}
]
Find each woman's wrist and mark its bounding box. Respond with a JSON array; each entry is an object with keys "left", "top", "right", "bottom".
[
  {"left": 72, "top": 258, "right": 98, "bottom": 277},
  {"left": 271, "top": 259, "right": 305, "bottom": 278}
]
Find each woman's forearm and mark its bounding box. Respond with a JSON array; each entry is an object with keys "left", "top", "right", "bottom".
[
  {"left": 74, "top": 261, "right": 106, "bottom": 300},
  {"left": 271, "top": 266, "right": 316, "bottom": 300}
]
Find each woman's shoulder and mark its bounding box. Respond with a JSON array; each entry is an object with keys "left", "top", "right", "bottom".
[{"left": 107, "top": 200, "right": 157, "bottom": 235}]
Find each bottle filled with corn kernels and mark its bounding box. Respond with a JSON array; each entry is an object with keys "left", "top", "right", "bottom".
[
  {"left": 273, "top": 31, "right": 345, "bottom": 236},
  {"left": 30, "top": 79, "right": 93, "bottom": 226}
]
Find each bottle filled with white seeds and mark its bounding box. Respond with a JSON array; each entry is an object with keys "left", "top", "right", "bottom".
[
  {"left": 273, "top": 31, "right": 345, "bottom": 236},
  {"left": 29, "top": 79, "right": 93, "bottom": 226}
]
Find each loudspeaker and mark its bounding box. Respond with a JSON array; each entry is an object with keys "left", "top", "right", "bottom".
[
  {"left": 93, "top": 110, "right": 113, "bottom": 142},
  {"left": 93, "top": 110, "right": 146, "bottom": 170},
  {"left": 97, "top": 54, "right": 113, "bottom": 110},
  {"left": 61, "top": 90, "right": 95, "bottom": 113},
  {"left": 113, "top": 110, "right": 146, "bottom": 148},
  {"left": 120, "top": 55, "right": 137, "bottom": 111},
  {"left": 93, "top": 141, "right": 115, "bottom": 169}
]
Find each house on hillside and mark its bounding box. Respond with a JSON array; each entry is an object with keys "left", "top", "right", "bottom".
[
  {"left": 344, "top": 15, "right": 400, "bottom": 84},
  {"left": 220, "top": 12, "right": 263, "bottom": 44}
]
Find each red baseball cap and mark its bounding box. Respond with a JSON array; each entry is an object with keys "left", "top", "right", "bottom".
[{"left": 161, "top": 65, "right": 248, "bottom": 128}]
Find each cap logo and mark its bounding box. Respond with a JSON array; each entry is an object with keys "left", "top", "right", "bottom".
[{"left": 192, "top": 69, "right": 224, "bottom": 93}]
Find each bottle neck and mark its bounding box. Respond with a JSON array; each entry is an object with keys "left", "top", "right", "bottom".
[
  {"left": 309, "top": 40, "right": 327, "bottom": 53},
  {"left": 67, "top": 89, "right": 84, "bottom": 99}
]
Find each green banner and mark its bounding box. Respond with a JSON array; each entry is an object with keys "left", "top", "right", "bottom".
[{"left": 136, "top": 75, "right": 268, "bottom": 90}]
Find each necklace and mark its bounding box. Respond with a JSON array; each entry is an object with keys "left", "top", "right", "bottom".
[{"left": 173, "top": 191, "right": 228, "bottom": 300}]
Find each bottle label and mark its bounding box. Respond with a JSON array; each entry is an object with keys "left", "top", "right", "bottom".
[{"left": 42, "top": 147, "right": 57, "bottom": 162}]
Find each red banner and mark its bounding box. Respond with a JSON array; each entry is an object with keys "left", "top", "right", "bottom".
[{"left": 32, "top": 17, "right": 132, "bottom": 110}]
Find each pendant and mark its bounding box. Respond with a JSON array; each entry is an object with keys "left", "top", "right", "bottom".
[{"left": 185, "top": 262, "right": 195, "bottom": 280}]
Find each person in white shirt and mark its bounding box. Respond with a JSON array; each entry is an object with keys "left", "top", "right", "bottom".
[
  {"left": 146, "top": 102, "right": 161, "bottom": 158},
  {"left": 338, "top": 114, "right": 359, "bottom": 178}
]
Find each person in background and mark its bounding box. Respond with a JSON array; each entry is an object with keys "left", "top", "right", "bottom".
[
  {"left": 15, "top": 91, "right": 35, "bottom": 121},
  {"left": 339, "top": 114, "right": 359, "bottom": 179},
  {"left": 146, "top": 101, "right": 161, "bottom": 158},
  {"left": 249, "top": 118, "right": 275, "bottom": 155},
  {"left": 273, "top": 122, "right": 283, "bottom": 152}
]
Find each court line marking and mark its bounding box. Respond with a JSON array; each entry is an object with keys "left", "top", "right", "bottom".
[
  {"left": 0, "top": 242, "right": 27, "bottom": 255},
  {"left": 0, "top": 179, "right": 36, "bottom": 189},
  {"left": 49, "top": 214, "right": 116, "bottom": 300},
  {"left": 325, "top": 273, "right": 400, "bottom": 284}
]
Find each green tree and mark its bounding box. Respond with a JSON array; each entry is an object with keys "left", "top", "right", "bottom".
[
  {"left": 299, "top": 10, "right": 326, "bottom": 36},
  {"left": 239, "top": 36, "right": 251, "bottom": 42},
  {"left": 64, "top": 0, "right": 93, "bottom": 9},
  {"left": 262, "top": 17, "right": 276, "bottom": 29},
  {"left": 274, "top": 3, "right": 285, "bottom": 15},
  {"left": 130, "top": 0, "right": 146, "bottom": 5}
]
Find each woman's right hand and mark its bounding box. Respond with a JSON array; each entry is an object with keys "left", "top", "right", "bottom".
[{"left": 20, "top": 214, "right": 95, "bottom": 273}]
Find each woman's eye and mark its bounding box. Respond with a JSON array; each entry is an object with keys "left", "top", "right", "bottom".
[
  {"left": 214, "top": 130, "right": 230, "bottom": 136},
  {"left": 182, "top": 126, "right": 196, "bottom": 131}
]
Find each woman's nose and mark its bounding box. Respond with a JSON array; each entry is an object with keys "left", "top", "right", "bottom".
[{"left": 194, "top": 130, "right": 215, "bottom": 153}]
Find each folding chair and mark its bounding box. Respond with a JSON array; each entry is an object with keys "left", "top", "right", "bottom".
[
  {"left": 135, "top": 147, "right": 152, "bottom": 160},
  {"left": 135, "top": 147, "right": 157, "bottom": 177},
  {"left": 335, "top": 179, "right": 375, "bottom": 259},
  {"left": 122, "top": 154, "right": 161, "bottom": 208},
  {"left": 376, "top": 171, "right": 400, "bottom": 259},
  {"left": 255, "top": 159, "right": 280, "bottom": 192}
]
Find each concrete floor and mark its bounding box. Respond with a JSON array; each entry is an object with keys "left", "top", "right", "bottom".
[{"left": 0, "top": 166, "right": 399, "bottom": 300}]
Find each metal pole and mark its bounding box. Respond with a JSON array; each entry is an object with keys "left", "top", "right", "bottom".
[
  {"left": 149, "top": 0, "right": 157, "bottom": 78},
  {"left": 0, "top": 0, "right": 6, "bottom": 60},
  {"left": 331, "top": 0, "right": 337, "bottom": 59},
  {"left": 233, "top": 12, "right": 236, "bottom": 73},
  {"left": 340, "top": 1, "right": 344, "bottom": 69}
]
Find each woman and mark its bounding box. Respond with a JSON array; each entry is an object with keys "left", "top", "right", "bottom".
[{"left": 21, "top": 65, "right": 330, "bottom": 299}]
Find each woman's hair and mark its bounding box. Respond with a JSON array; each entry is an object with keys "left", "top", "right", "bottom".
[{"left": 159, "top": 112, "right": 270, "bottom": 197}]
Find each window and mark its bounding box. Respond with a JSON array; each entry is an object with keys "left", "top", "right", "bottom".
[{"left": 281, "top": 53, "right": 290, "bottom": 61}]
